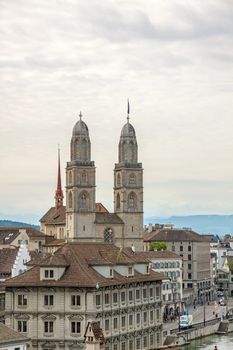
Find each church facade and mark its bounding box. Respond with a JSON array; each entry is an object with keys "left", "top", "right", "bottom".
[{"left": 40, "top": 111, "right": 144, "bottom": 250}]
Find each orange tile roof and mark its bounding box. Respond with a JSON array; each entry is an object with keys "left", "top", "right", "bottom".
[{"left": 5, "top": 243, "right": 164, "bottom": 288}]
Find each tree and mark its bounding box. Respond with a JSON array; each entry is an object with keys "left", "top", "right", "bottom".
[{"left": 149, "top": 242, "right": 167, "bottom": 251}]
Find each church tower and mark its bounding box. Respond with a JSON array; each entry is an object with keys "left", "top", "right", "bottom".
[
  {"left": 114, "top": 104, "right": 143, "bottom": 250},
  {"left": 66, "top": 112, "right": 96, "bottom": 240},
  {"left": 55, "top": 146, "right": 64, "bottom": 208}
]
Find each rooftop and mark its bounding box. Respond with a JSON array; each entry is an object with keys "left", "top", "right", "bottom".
[
  {"left": 5, "top": 243, "right": 164, "bottom": 288},
  {"left": 144, "top": 228, "right": 209, "bottom": 243},
  {"left": 0, "top": 323, "right": 30, "bottom": 344}
]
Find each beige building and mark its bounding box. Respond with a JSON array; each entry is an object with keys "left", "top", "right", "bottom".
[
  {"left": 0, "top": 323, "right": 30, "bottom": 350},
  {"left": 40, "top": 112, "right": 144, "bottom": 250},
  {"left": 144, "top": 227, "right": 213, "bottom": 304},
  {"left": 4, "top": 242, "right": 163, "bottom": 350},
  {"left": 0, "top": 227, "right": 46, "bottom": 252}
]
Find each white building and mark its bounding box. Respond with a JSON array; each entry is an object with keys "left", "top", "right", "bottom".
[{"left": 0, "top": 323, "right": 30, "bottom": 350}]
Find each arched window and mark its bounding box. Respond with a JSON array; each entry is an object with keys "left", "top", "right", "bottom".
[
  {"left": 128, "top": 141, "right": 134, "bottom": 162},
  {"left": 68, "top": 192, "right": 73, "bottom": 208},
  {"left": 81, "top": 171, "right": 87, "bottom": 184},
  {"left": 129, "top": 173, "right": 136, "bottom": 185},
  {"left": 128, "top": 192, "right": 137, "bottom": 210},
  {"left": 80, "top": 193, "right": 87, "bottom": 209},
  {"left": 117, "top": 173, "right": 121, "bottom": 186},
  {"left": 104, "top": 228, "right": 114, "bottom": 244},
  {"left": 116, "top": 193, "right": 120, "bottom": 209}
]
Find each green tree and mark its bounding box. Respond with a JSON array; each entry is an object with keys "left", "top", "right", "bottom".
[{"left": 149, "top": 242, "right": 167, "bottom": 251}]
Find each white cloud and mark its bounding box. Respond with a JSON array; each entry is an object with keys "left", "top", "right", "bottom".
[{"left": 0, "top": 0, "right": 233, "bottom": 223}]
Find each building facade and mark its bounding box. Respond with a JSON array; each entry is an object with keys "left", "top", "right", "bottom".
[
  {"left": 40, "top": 111, "right": 144, "bottom": 250},
  {"left": 4, "top": 243, "right": 163, "bottom": 350},
  {"left": 144, "top": 226, "right": 213, "bottom": 305}
]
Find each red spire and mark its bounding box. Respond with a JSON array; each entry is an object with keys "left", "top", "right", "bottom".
[{"left": 55, "top": 146, "right": 64, "bottom": 208}]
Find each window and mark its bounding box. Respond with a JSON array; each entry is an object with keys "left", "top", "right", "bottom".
[
  {"left": 105, "top": 319, "right": 109, "bottom": 331},
  {"left": 44, "top": 295, "right": 54, "bottom": 306},
  {"left": 17, "top": 320, "right": 27, "bottom": 333},
  {"left": 113, "top": 344, "right": 118, "bottom": 350},
  {"left": 44, "top": 269, "right": 54, "bottom": 279},
  {"left": 188, "top": 264, "right": 192, "bottom": 270},
  {"left": 81, "top": 171, "right": 87, "bottom": 184},
  {"left": 188, "top": 245, "right": 192, "bottom": 251},
  {"left": 121, "top": 316, "right": 126, "bottom": 328},
  {"left": 116, "top": 193, "right": 120, "bottom": 209},
  {"left": 149, "top": 287, "right": 153, "bottom": 299},
  {"left": 188, "top": 273, "right": 192, "bottom": 279},
  {"left": 18, "top": 294, "right": 27, "bottom": 306},
  {"left": 136, "top": 289, "right": 140, "bottom": 300},
  {"left": 143, "top": 311, "right": 147, "bottom": 323},
  {"left": 110, "top": 268, "right": 113, "bottom": 277},
  {"left": 129, "top": 340, "right": 133, "bottom": 350},
  {"left": 128, "top": 266, "right": 133, "bottom": 276},
  {"left": 121, "top": 291, "right": 125, "bottom": 303},
  {"left": 136, "top": 338, "right": 141, "bottom": 350},
  {"left": 71, "top": 295, "right": 81, "bottom": 307},
  {"left": 104, "top": 228, "right": 114, "bottom": 244},
  {"left": 68, "top": 192, "right": 73, "bottom": 208},
  {"left": 71, "top": 321, "right": 81, "bottom": 334},
  {"left": 121, "top": 342, "right": 126, "bottom": 350},
  {"left": 105, "top": 293, "right": 110, "bottom": 305},
  {"left": 129, "top": 314, "right": 133, "bottom": 326},
  {"left": 143, "top": 288, "right": 147, "bottom": 299},
  {"left": 180, "top": 246, "right": 183, "bottom": 252},
  {"left": 128, "top": 290, "right": 133, "bottom": 302},
  {"left": 113, "top": 317, "right": 118, "bottom": 330},
  {"left": 96, "top": 295, "right": 101, "bottom": 306},
  {"left": 44, "top": 321, "right": 54, "bottom": 334},
  {"left": 146, "top": 264, "right": 149, "bottom": 274},
  {"left": 128, "top": 192, "right": 136, "bottom": 209},
  {"left": 150, "top": 334, "right": 154, "bottom": 346},
  {"left": 143, "top": 336, "right": 147, "bottom": 348},
  {"left": 188, "top": 254, "right": 192, "bottom": 260},
  {"left": 150, "top": 310, "right": 154, "bottom": 322},
  {"left": 136, "top": 313, "right": 140, "bottom": 324},
  {"left": 155, "top": 287, "right": 160, "bottom": 299},
  {"left": 172, "top": 245, "right": 175, "bottom": 251},
  {"left": 129, "top": 173, "right": 136, "bottom": 185},
  {"left": 113, "top": 292, "right": 118, "bottom": 304},
  {"left": 117, "top": 173, "right": 121, "bottom": 186}
]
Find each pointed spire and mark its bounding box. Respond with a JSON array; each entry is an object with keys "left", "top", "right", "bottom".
[
  {"left": 127, "top": 99, "right": 130, "bottom": 123},
  {"left": 79, "top": 111, "right": 82, "bottom": 120},
  {"left": 55, "top": 144, "right": 64, "bottom": 208}
]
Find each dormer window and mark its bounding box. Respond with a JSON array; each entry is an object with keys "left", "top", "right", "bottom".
[
  {"left": 44, "top": 269, "right": 54, "bottom": 279},
  {"left": 146, "top": 265, "right": 150, "bottom": 274},
  {"left": 110, "top": 268, "right": 113, "bottom": 278},
  {"left": 128, "top": 266, "right": 133, "bottom": 276}
]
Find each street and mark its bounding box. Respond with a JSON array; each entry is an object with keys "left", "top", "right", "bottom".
[{"left": 163, "top": 298, "right": 233, "bottom": 334}]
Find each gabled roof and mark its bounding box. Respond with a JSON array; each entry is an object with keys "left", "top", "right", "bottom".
[
  {"left": 144, "top": 228, "right": 209, "bottom": 243},
  {"left": 0, "top": 323, "right": 30, "bottom": 344},
  {"left": 84, "top": 321, "right": 104, "bottom": 344},
  {"left": 4, "top": 243, "right": 164, "bottom": 288},
  {"left": 40, "top": 205, "right": 66, "bottom": 225},
  {"left": 0, "top": 226, "right": 45, "bottom": 244},
  {"left": 39, "top": 253, "right": 69, "bottom": 267},
  {"left": 123, "top": 248, "right": 182, "bottom": 261},
  {"left": 95, "top": 213, "right": 124, "bottom": 225},
  {"left": 0, "top": 247, "right": 18, "bottom": 274}
]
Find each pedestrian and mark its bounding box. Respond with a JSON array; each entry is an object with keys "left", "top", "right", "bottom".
[{"left": 214, "top": 346, "right": 218, "bottom": 350}]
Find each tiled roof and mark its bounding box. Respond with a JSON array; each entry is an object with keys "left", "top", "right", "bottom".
[
  {"left": 5, "top": 243, "right": 163, "bottom": 288},
  {"left": 39, "top": 253, "right": 69, "bottom": 267},
  {"left": 95, "top": 213, "right": 124, "bottom": 224},
  {"left": 0, "top": 226, "right": 45, "bottom": 244},
  {"left": 144, "top": 228, "right": 209, "bottom": 243},
  {"left": 0, "top": 323, "right": 30, "bottom": 344},
  {"left": 95, "top": 203, "right": 109, "bottom": 213},
  {"left": 40, "top": 205, "right": 66, "bottom": 225},
  {"left": 91, "top": 321, "right": 105, "bottom": 343},
  {"left": 0, "top": 247, "right": 18, "bottom": 274},
  {"left": 43, "top": 238, "right": 66, "bottom": 247},
  {"left": 123, "top": 248, "right": 182, "bottom": 261},
  {"left": 27, "top": 251, "right": 50, "bottom": 266}
]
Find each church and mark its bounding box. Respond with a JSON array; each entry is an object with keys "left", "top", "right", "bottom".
[{"left": 40, "top": 109, "right": 144, "bottom": 250}]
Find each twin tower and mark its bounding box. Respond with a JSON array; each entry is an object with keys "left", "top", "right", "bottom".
[{"left": 65, "top": 112, "right": 144, "bottom": 250}]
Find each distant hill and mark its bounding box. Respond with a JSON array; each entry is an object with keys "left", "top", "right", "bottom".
[
  {"left": 0, "top": 220, "right": 40, "bottom": 231},
  {"left": 144, "top": 215, "right": 233, "bottom": 236}
]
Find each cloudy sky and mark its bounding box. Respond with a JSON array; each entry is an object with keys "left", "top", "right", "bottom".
[{"left": 1, "top": 0, "right": 233, "bottom": 224}]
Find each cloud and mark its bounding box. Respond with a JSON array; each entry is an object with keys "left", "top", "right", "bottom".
[{"left": 0, "top": 0, "right": 233, "bottom": 222}]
